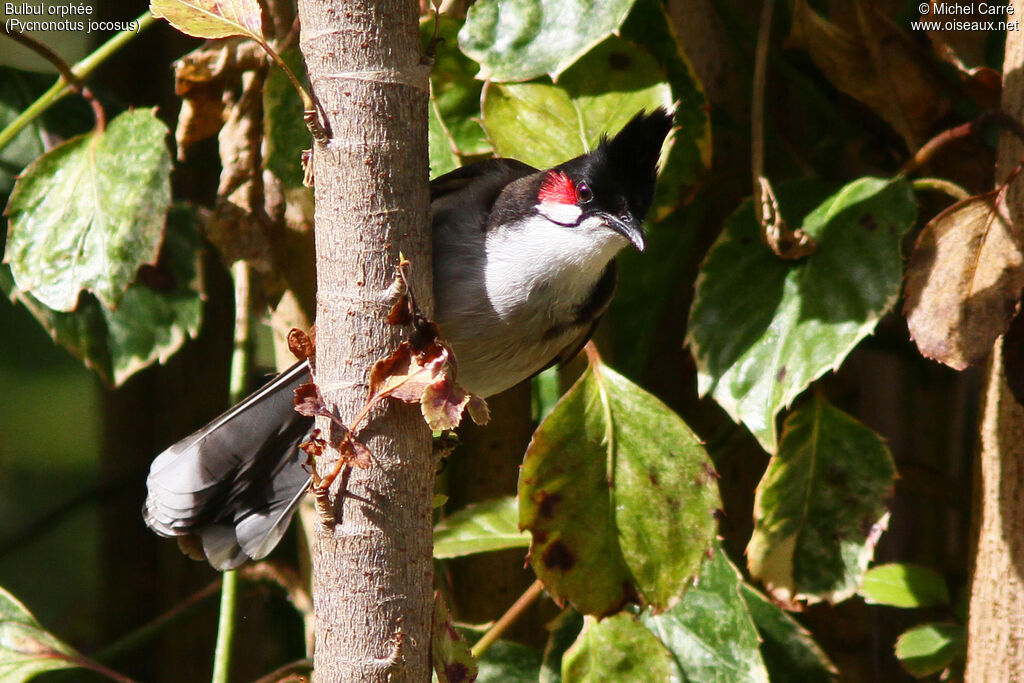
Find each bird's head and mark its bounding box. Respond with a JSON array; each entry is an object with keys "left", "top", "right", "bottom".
[{"left": 533, "top": 108, "right": 674, "bottom": 253}]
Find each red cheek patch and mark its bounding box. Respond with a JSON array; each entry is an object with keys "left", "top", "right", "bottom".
[{"left": 538, "top": 171, "right": 578, "bottom": 205}]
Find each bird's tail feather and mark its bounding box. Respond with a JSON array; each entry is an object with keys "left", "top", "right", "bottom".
[{"left": 144, "top": 360, "right": 314, "bottom": 570}]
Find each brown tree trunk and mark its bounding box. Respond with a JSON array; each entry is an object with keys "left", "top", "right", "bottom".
[
  {"left": 964, "top": 26, "right": 1024, "bottom": 681},
  {"left": 295, "top": 0, "right": 432, "bottom": 680}
]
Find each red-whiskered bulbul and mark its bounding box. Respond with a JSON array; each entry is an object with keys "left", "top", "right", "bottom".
[{"left": 144, "top": 108, "right": 674, "bottom": 569}]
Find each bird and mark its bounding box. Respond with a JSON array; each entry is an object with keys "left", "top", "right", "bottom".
[{"left": 144, "top": 108, "right": 675, "bottom": 569}]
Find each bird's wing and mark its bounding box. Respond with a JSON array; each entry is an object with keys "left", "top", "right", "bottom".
[{"left": 429, "top": 158, "right": 536, "bottom": 204}]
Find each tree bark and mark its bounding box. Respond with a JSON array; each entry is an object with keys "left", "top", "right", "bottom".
[
  {"left": 295, "top": 1, "right": 432, "bottom": 680},
  {"left": 964, "top": 26, "right": 1024, "bottom": 681}
]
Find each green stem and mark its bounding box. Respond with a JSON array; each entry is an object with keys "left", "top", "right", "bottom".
[
  {"left": 211, "top": 570, "right": 239, "bottom": 683},
  {"left": 211, "top": 261, "right": 252, "bottom": 683},
  {"left": 911, "top": 177, "right": 971, "bottom": 203},
  {"left": 0, "top": 11, "right": 155, "bottom": 152}
]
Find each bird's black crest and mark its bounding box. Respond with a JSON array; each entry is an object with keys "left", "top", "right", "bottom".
[{"left": 598, "top": 108, "right": 673, "bottom": 222}]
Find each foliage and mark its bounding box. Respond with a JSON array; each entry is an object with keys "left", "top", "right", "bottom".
[{"left": 0, "top": 0, "right": 1010, "bottom": 680}]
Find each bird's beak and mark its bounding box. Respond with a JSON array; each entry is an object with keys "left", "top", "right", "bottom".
[{"left": 604, "top": 213, "right": 646, "bottom": 252}]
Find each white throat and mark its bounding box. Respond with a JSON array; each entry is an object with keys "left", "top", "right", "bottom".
[{"left": 483, "top": 213, "right": 626, "bottom": 322}]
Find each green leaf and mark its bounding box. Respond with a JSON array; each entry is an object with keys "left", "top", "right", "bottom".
[
  {"left": 5, "top": 108, "right": 172, "bottom": 312},
  {"left": 482, "top": 37, "right": 673, "bottom": 171},
  {"left": 0, "top": 586, "right": 82, "bottom": 681},
  {"left": 860, "top": 563, "right": 950, "bottom": 608},
  {"left": 739, "top": 582, "right": 838, "bottom": 683},
  {"left": 424, "top": 15, "right": 490, "bottom": 159},
  {"left": 519, "top": 353, "right": 719, "bottom": 616},
  {"left": 429, "top": 97, "right": 460, "bottom": 179},
  {"left": 895, "top": 623, "right": 964, "bottom": 678},
  {"left": 562, "top": 613, "right": 676, "bottom": 682},
  {"left": 687, "top": 177, "right": 917, "bottom": 452},
  {"left": 472, "top": 637, "right": 543, "bottom": 683},
  {"left": 747, "top": 394, "right": 895, "bottom": 606},
  {"left": 3, "top": 205, "right": 204, "bottom": 386},
  {"left": 432, "top": 593, "right": 479, "bottom": 683},
  {"left": 459, "top": 0, "right": 638, "bottom": 82},
  {"left": 150, "top": 0, "right": 264, "bottom": 40},
  {"left": 641, "top": 548, "right": 769, "bottom": 683},
  {"left": 540, "top": 609, "right": 583, "bottom": 683},
  {"left": 264, "top": 48, "right": 310, "bottom": 189},
  {"left": 433, "top": 497, "right": 530, "bottom": 559}
]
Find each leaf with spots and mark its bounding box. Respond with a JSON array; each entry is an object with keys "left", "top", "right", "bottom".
[
  {"left": 432, "top": 593, "right": 479, "bottom": 683},
  {"left": 519, "top": 345, "right": 719, "bottom": 616},
  {"left": 746, "top": 394, "right": 895, "bottom": 608},
  {"left": 640, "top": 547, "right": 769, "bottom": 683},
  {"left": 904, "top": 177, "right": 1024, "bottom": 371},
  {"left": 687, "top": 177, "right": 916, "bottom": 453},
  {"left": 4, "top": 108, "right": 172, "bottom": 312}
]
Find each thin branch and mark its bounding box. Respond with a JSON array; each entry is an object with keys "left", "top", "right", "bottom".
[
  {"left": 901, "top": 111, "right": 1024, "bottom": 175},
  {"left": 910, "top": 177, "right": 971, "bottom": 202},
  {"left": 1, "top": 26, "right": 106, "bottom": 131},
  {"left": 2, "top": 28, "right": 82, "bottom": 89},
  {"left": 470, "top": 579, "right": 546, "bottom": 658},
  {"left": 93, "top": 579, "right": 222, "bottom": 663},
  {"left": 252, "top": 657, "right": 314, "bottom": 683},
  {"left": 750, "top": 0, "right": 772, "bottom": 198},
  {"left": 0, "top": 10, "right": 153, "bottom": 152}
]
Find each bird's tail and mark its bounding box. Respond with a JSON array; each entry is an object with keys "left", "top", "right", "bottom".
[{"left": 143, "top": 360, "right": 314, "bottom": 570}]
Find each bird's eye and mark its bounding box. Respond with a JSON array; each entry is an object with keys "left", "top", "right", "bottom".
[{"left": 576, "top": 181, "right": 593, "bottom": 203}]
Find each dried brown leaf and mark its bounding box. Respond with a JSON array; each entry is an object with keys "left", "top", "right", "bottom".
[
  {"left": 467, "top": 395, "right": 490, "bottom": 426},
  {"left": 171, "top": 40, "right": 264, "bottom": 159},
  {"left": 387, "top": 293, "right": 413, "bottom": 325},
  {"left": 368, "top": 341, "right": 448, "bottom": 403},
  {"left": 340, "top": 435, "right": 372, "bottom": 469},
  {"left": 299, "top": 429, "right": 324, "bottom": 459},
  {"left": 787, "top": 0, "right": 948, "bottom": 148},
  {"left": 421, "top": 378, "right": 471, "bottom": 431},
  {"left": 904, "top": 178, "right": 1024, "bottom": 370},
  {"left": 294, "top": 381, "right": 327, "bottom": 418},
  {"left": 288, "top": 327, "right": 315, "bottom": 361}
]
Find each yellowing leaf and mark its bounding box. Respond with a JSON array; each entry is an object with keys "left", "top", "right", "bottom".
[
  {"left": 904, "top": 182, "right": 1024, "bottom": 370},
  {"left": 150, "top": 0, "right": 264, "bottom": 40}
]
